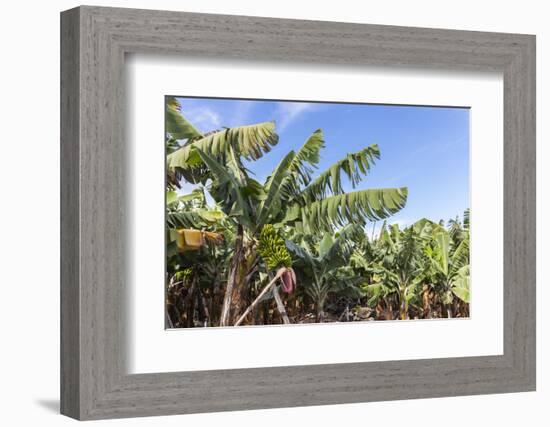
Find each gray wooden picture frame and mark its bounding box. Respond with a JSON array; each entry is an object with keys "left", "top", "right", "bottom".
[{"left": 60, "top": 5, "right": 536, "bottom": 420}]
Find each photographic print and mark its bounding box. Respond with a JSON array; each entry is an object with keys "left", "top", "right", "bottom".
[{"left": 165, "top": 96, "right": 470, "bottom": 328}]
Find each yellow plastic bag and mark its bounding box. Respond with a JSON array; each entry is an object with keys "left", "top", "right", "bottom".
[{"left": 176, "top": 229, "right": 204, "bottom": 251}]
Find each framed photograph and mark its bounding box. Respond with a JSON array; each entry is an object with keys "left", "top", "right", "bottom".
[{"left": 61, "top": 6, "right": 536, "bottom": 420}]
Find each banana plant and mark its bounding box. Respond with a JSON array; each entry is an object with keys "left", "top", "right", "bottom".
[
  {"left": 286, "top": 224, "right": 363, "bottom": 321},
  {"left": 424, "top": 230, "right": 470, "bottom": 317},
  {"left": 372, "top": 224, "right": 428, "bottom": 320},
  {"left": 195, "top": 134, "right": 407, "bottom": 324},
  {"left": 447, "top": 209, "right": 470, "bottom": 251}
]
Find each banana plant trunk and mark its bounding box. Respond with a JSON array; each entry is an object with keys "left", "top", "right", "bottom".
[
  {"left": 220, "top": 224, "right": 245, "bottom": 326},
  {"left": 272, "top": 285, "right": 290, "bottom": 324},
  {"left": 399, "top": 287, "right": 409, "bottom": 320},
  {"left": 422, "top": 284, "right": 431, "bottom": 318},
  {"left": 232, "top": 254, "right": 260, "bottom": 324},
  {"left": 315, "top": 298, "right": 325, "bottom": 323}
]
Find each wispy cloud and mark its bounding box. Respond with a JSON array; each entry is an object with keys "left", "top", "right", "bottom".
[
  {"left": 385, "top": 135, "right": 468, "bottom": 186},
  {"left": 183, "top": 106, "right": 222, "bottom": 132},
  {"left": 230, "top": 100, "right": 255, "bottom": 127},
  {"left": 275, "top": 102, "right": 318, "bottom": 132},
  {"left": 409, "top": 135, "right": 468, "bottom": 159}
]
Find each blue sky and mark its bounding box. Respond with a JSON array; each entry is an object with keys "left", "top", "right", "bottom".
[{"left": 174, "top": 96, "right": 470, "bottom": 230}]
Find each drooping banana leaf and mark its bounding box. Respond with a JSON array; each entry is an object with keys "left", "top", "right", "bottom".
[
  {"left": 166, "top": 211, "right": 207, "bottom": 229},
  {"left": 432, "top": 232, "right": 450, "bottom": 276},
  {"left": 288, "top": 129, "right": 325, "bottom": 187},
  {"left": 255, "top": 150, "right": 296, "bottom": 228},
  {"left": 165, "top": 96, "right": 203, "bottom": 141},
  {"left": 450, "top": 237, "right": 470, "bottom": 275},
  {"left": 166, "top": 190, "right": 178, "bottom": 206},
  {"left": 300, "top": 187, "right": 408, "bottom": 232},
  {"left": 300, "top": 144, "right": 380, "bottom": 202},
  {"left": 451, "top": 265, "right": 470, "bottom": 303},
  {"left": 412, "top": 218, "right": 444, "bottom": 238},
  {"left": 195, "top": 148, "right": 253, "bottom": 229},
  {"left": 167, "top": 121, "right": 279, "bottom": 170}
]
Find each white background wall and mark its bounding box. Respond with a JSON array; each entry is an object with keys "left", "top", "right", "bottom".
[{"left": 0, "top": 0, "right": 546, "bottom": 425}]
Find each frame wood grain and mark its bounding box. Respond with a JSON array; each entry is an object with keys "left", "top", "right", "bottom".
[{"left": 60, "top": 5, "right": 536, "bottom": 420}]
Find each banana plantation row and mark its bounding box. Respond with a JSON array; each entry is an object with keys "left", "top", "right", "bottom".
[{"left": 165, "top": 97, "right": 470, "bottom": 328}]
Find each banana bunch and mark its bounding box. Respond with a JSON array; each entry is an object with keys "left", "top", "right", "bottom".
[
  {"left": 173, "top": 267, "right": 193, "bottom": 282},
  {"left": 258, "top": 224, "right": 292, "bottom": 270}
]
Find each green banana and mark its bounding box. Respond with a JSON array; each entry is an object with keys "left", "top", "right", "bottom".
[{"left": 258, "top": 225, "right": 292, "bottom": 269}]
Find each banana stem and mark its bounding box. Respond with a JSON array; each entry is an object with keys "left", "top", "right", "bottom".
[{"left": 234, "top": 269, "right": 285, "bottom": 326}]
